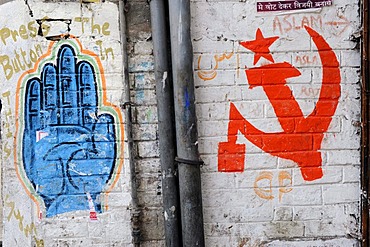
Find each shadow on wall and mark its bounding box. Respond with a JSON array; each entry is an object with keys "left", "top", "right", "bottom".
[{"left": 0, "top": 0, "right": 13, "bottom": 5}]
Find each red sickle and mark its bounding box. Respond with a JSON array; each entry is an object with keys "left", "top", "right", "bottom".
[{"left": 218, "top": 26, "right": 341, "bottom": 181}]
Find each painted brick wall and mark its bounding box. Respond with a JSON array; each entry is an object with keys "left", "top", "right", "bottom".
[
  {"left": 0, "top": 0, "right": 134, "bottom": 245},
  {"left": 0, "top": 0, "right": 166, "bottom": 245},
  {"left": 192, "top": 0, "right": 362, "bottom": 246}
]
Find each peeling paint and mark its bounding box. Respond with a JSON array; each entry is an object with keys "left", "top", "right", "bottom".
[{"left": 162, "top": 71, "right": 168, "bottom": 89}]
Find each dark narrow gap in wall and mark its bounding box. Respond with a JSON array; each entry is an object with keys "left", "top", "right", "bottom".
[
  {"left": 0, "top": 98, "right": 2, "bottom": 247},
  {"left": 362, "top": 0, "right": 370, "bottom": 246},
  {"left": 0, "top": 98, "right": 2, "bottom": 246}
]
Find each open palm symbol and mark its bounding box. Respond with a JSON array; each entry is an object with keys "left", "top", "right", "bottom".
[{"left": 22, "top": 44, "right": 117, "bottom": 217}]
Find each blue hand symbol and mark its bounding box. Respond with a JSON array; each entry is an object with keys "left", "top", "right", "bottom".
[{"left": 22, "top": 44, "right": 117, "bottom": 217}]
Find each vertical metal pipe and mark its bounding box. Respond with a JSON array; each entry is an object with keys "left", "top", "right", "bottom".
[
  {"left": 119, "top": 0, "right": 141, "bottom": 245},
  {"left": 149, "top": 0, "right": 181, "bottom": 246},
  {"left": 167, "top": 0, "right": 205, "bottom": 246},
  {"left": 362, "top": 0, "right": 370, "bottom": 245}
]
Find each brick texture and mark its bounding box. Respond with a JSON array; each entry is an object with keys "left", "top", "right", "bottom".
[{"left": 0, "top": 0, "right": 362, "bottom": 246}]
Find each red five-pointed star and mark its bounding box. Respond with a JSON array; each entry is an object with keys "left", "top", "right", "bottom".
[{"left": 240, "top": 28, "right": 279, "bottom": 65}]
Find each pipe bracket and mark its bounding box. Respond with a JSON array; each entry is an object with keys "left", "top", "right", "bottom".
[{"left": 175, "top": 157, "right": 204, "bottom": 166}]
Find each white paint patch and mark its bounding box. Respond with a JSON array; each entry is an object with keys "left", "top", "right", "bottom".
[
  {"left": 69, "top": 163, "right": 91, "bottom": 176},
  {"left": 36, "top": 131, "right": 49, "bottom": 142},
  {"left": 162, "top": 71, "right": 168, "bottom": 89},
  {"left": 86, "top": 192, "right": 98, "bottom": 221}
]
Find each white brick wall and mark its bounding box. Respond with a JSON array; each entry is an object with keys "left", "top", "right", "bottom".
[{"left": 192, "top": 0, "right": 362, "bottom": 245}]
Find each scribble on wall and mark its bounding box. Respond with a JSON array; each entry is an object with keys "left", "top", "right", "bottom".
[
  {"left": 218, "top": 26, "right": 341, "bottom": 181},
  {"left": 197, "top": 52, "right": 234, "bottom": 81},
  {"left": 254, "top": 171, "right": 293, "bottom": 201},
  {"left": 15, "top": 39, "right": 123, "bottom": 217}
]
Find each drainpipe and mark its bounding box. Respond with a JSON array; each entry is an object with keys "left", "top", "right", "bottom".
[
  {"left": 167, "top": 0, "right": 205, "bottom": 246},
  {"left": 362, "top": 0, "right": 370, "bottom": 245},
  {"left": 119, "top": 0, "right": 141, "bottom": 245},
  {"left": 149, "top": 0, "right": 181, "bottom": 246}
]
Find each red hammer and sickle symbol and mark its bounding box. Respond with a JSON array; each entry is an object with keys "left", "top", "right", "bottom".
[{"left": 218, "top": 26, "right": 341, "bottom": 181}]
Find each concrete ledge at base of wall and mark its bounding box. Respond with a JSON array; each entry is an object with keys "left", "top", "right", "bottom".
[{"left": 266, "top": 238, "right": 359, "bottom": 246}]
